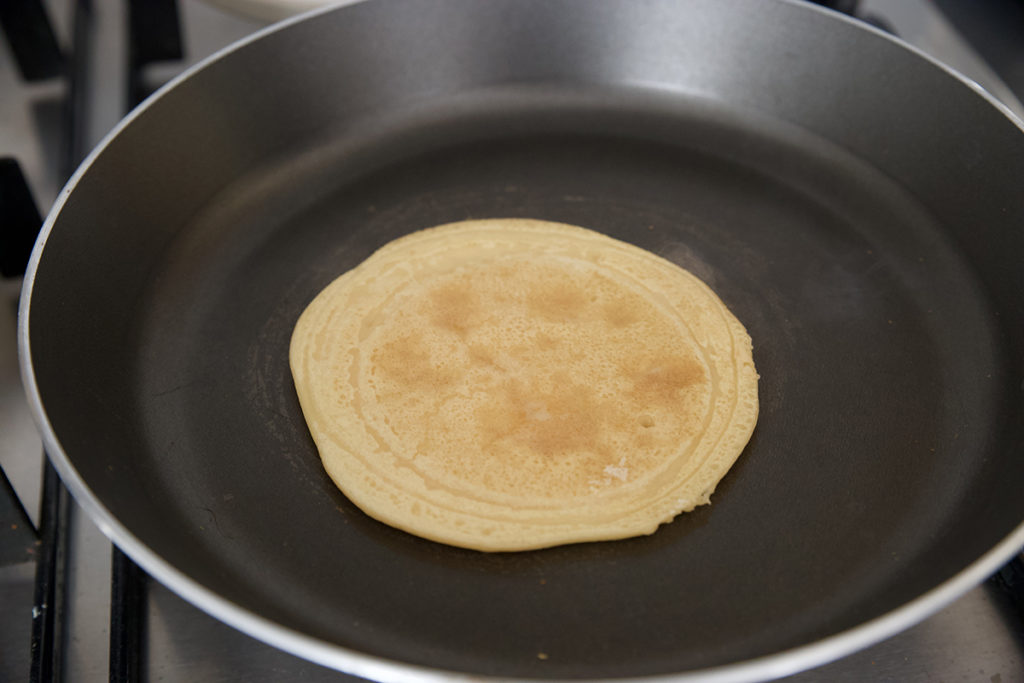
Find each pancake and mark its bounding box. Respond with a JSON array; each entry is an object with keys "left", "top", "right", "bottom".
[{"left": 289, "top": 219, "right": 758, "bottom": 551}]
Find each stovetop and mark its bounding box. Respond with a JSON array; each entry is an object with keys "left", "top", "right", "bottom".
[{"left": 2, "top": 1, "right": 1023, "bottom": 681}]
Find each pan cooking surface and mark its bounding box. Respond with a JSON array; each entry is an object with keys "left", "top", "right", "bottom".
[{"left": 108, "top": 97, "right": 1008, "bottom": 677}]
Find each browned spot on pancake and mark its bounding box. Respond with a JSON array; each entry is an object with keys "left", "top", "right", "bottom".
[
  {"left": 629, "top": 355, "right": 706, "bottom": 406},
  {"left": 534, "top": 332, "right": 561, "bottom": 350},
  {"left": 468, "top": 343, "right": 500, "bottom": 368},
  {"left": 477, "top": 375, "right": 614, "bottom": 459},
  {"left": 526, "top": 276, "right": 588, "bottom": 321},
  {"left": 429, "top": 280, "right": 478, "bottom": 335},
  {"left": 476, "top": 387, "right": 521, "bottom": 443},
  {"left": 373, "top": 333, "right": 458, "bottom": 391},
  {"left": 603, "top": 297, "right": 642, "bottom": 327}
]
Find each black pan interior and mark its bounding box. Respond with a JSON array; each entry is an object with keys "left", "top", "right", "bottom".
[{"left": 25, "top": 0, "right": 1024, "bottom": 678}]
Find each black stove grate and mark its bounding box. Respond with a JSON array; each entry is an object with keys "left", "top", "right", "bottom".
[
  {"left": 29, "top": 463, "right": 70, "bottom": 683},
  {"left": 109, "top": 548, "right": 148, "bottom": 682}
]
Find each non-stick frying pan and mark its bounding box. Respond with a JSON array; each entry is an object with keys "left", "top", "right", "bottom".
[{"left": 19, "top": 0, "right": 1024, "bottom": 680}]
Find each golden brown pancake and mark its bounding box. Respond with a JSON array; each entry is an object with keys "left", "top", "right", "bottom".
[{"left": 290, "top": 219, "right": 758, "bottom": 551}]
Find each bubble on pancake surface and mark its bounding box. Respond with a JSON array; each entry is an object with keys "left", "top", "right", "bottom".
[{"left": 290, "top": 219, "right": 758, "bottom": 551}]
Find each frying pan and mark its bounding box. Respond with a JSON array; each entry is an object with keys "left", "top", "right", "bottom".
[{"left": 18, "top": 0, "right": 1024, "bottom": 680}]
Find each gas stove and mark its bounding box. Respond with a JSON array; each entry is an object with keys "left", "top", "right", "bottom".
[{"left": 1, "top": 1, "right": 1023, "bottom": 681}]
